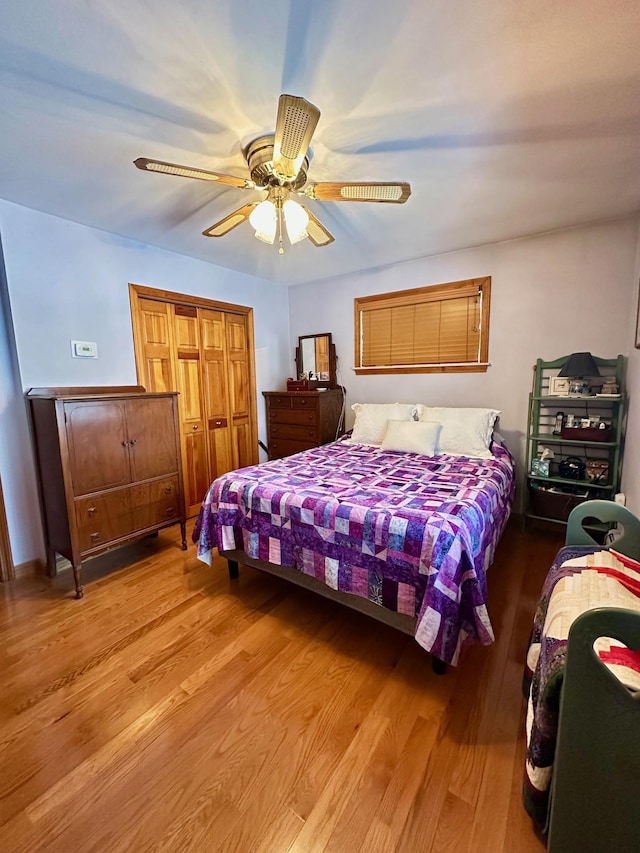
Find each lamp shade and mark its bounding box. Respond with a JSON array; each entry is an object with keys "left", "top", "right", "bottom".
[
  {"left": 283, "top": 199, "right": 309, "bottom": 244},
  {"left": 558, "top": 352, "right": 600, "bottom": 378},
  {"left": 249, "top": 200, "right": 276, "bottom": 244}
]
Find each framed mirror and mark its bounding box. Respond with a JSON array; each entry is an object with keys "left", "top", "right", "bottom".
[{"left": 295, "top": 332, "right": 337, "bottom": 388}]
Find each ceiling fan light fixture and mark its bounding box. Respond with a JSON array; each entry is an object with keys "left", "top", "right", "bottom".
[
  {"left": 283, "top": 199, "right": 309, "bottom": 245},
  {"left": 249, "top": 199, "right": 277, "bottom": 244}
]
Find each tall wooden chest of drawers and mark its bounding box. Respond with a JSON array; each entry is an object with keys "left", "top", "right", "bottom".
[
  {"left": 263, "top": 389, "right": 344, "bottom": 460},
  {"left": 27, "top": 386, "right": 187, "bottom": 598}
]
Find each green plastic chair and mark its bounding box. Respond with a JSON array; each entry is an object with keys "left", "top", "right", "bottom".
[
  {"left": 547, "top": 608, "right": 640, "bottom": 852},
  {"left": 565, "top": 499, "right": 640, "bottom": 559}
]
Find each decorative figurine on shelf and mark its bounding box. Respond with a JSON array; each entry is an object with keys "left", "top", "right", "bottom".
[{"left": 600, "top": 377, "right": 619, "bottom": 395}]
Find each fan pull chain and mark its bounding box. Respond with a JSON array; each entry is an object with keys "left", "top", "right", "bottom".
[{"left": 277, "top": 202, "right": 284, "bottom": 254}]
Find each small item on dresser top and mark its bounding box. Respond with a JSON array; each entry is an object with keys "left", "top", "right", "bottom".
[
  {"left": 565, "top": 414, "right": 575, "bottom": 428},
  {"left": 286, "top": 377, "right": 318, "bottom": 391}
]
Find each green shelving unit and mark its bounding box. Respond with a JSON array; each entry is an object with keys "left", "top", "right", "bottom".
[{"left": 524, "top": 354, "right": 627, "bottom": 528}]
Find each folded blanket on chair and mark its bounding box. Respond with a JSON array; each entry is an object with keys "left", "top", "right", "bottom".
[{"left": 522, "top": 546, "right": 640, "bottom": 828}]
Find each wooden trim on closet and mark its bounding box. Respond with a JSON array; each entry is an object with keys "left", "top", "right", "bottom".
[
  {"left": 129, "top": 283, "right": 252, "bottom": 316},
  {"left": 0, "top": 476, "right": 15, "bottom": 581}
]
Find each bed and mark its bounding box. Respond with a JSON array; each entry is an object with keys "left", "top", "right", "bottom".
[{"left": 193, "top": 413, "right": 515, "bottom": 667}]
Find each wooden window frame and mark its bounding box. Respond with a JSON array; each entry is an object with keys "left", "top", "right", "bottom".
[{"left": 354, "top": 277, "right": 491, "bottom": 375}]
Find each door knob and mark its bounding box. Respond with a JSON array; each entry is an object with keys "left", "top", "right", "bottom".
[
  {"left": 121, "top": 440, "right": 129, "bottom": 446},
  {"left": 129, "top": 439, "right": 137, "bottom": 446},
  {"left": 192, "top": 424, "right": 199, "bottom": 430}
]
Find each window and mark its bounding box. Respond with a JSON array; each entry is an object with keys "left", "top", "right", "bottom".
[{"left": 354, "top": 277, "right": 491, "bottom": 375}]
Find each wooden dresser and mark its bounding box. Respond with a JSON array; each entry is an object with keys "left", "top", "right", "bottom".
[
  {"left": 263, "top": 389, "right": 344, "bottom": 460},
  {"left": 27, "top": 386, "right": 187, "bottom": 599}
]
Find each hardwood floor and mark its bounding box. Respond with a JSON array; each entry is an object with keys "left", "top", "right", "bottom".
[{"left": 0, "top": 520, "right": 560, "bottom": 852}]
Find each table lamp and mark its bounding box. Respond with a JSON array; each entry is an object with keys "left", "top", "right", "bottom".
[{"left": 558, "top": 351, "right": 600, "bottom": 396}]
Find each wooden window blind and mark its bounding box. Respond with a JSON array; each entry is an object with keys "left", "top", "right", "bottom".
[{"left": 354, "top": 277, "right": 491, "bottom": 374}]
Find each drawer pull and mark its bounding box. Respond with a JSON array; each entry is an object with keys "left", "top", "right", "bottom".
[
  {"left": 87, "top": 507, "right": 96, "bottom": 517},
  {"left": 299, "top": 399, "right": 307, "bottom": 405},
  {"left": 121, "top": 440, "right": 129, "bottom": 447},
  {"left": 164, "top": 486, "right": 173, "bottom": 494},
  {"left": 90, "top": 532, "right": 101, "bottom": 542},
  {"left": 215, "top": 420, "right": 222, "bottom": 427},
  {"left": 192, "top": 424, "right": 199, "bottom": 430},
  {"left": 129, "top": 439, "right": 137, "bottom": 446},
  {"left": 165, "top": 507, "right": 175, "bottom": 517}
]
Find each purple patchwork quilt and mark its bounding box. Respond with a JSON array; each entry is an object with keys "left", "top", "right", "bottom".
[{"left": 193, "top": 437, "right": 515, "bottom": 664}]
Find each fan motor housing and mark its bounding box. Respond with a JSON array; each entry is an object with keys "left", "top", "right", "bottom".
[{"left": 244, "top": 134, "right": 309, "bottom": 190}]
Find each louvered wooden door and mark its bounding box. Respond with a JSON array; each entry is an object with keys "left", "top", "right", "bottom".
[
  {"left": 130, "top": 286, "right": 258, "bottom": 517},
  {"left": 172, "top": 305, "right": 210, "bottom": 517},
  {"left": 225, "top": 313, "right": 253, "bottom": 469},
  {"left": 200, "top": 308, "right": 234, "bottom": 481}
]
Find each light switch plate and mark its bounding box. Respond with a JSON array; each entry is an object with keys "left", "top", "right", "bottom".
[{"left": 71, "top": 340, "right": 98, "bottom": 358}]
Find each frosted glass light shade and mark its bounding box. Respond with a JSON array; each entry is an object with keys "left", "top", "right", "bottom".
[
  {"left": 249, "top": 200, "right": 276, "bottom": 244},
  {"left": 283, "top": 199, "right": 309, "bottom": 244}
]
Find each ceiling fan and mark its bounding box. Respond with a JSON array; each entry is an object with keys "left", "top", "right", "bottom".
[{"left": 134, "top": 94, "right": 411, "bottom": 253}]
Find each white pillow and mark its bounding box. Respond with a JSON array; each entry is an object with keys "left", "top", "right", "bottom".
[
  {"left": 381, "top": 420, "right": 441, "bottom": 455},
  {"left": 346, "top": 402, "right": 416, "bottom": 446},
  {"left": 415, "top": 406, "right": 500, "bottom": 459}
]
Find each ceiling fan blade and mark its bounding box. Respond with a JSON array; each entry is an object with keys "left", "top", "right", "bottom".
[
  {"left": 134, "top": 158, "right": 254, "bottom": 189},
  {"left": 301, "top": 206, "right": 335, "bottom": 247},
  {"left": 202, "top": 203, "right": 259, "bottom": 237},
  {"left": 272, "top": 95, "right": 320, "bottom": 182},
  {"left": 304, "top": 182, "right": 411, "bottom": 203}
]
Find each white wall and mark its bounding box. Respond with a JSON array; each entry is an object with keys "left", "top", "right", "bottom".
[
  {"left": 0, "top": 234, "right": 44, "bottom": 563},
  {"left": 289, "top": 217, "right": 640, "bottom": 512},
  {"left": 621, "top": 220, "right": 640, "bottom": 514},
  {"left": 0, "top": 200, "right": 291, "bottom": 565}
]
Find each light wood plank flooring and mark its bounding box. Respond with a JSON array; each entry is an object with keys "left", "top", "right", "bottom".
[{"left": 0, "top": 520, "right": 559, "bottom": 852}]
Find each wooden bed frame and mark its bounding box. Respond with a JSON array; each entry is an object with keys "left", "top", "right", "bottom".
[{"left": 220, "top": 549, "right": 447, "bottom": 674}]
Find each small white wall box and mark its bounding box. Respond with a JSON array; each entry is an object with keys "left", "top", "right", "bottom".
[{"left": 71, "top": 340, "right": 98, "bottom": 358}]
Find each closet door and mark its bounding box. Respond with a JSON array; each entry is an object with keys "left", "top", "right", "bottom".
[
  {"left": 134, "top": 299, "right": 175, "bottom": 393},
  {"left": 129, "top": 285, "right": 259, "bottom": 516},
  {"left": 199, "top": 309, "right": 234, "bottom": 480},
  {"left": 173, "top": 305, "right": 210, "bottom": 516},
  {"left": 226, "top": 313, "right": 254, "bottom": 469}
]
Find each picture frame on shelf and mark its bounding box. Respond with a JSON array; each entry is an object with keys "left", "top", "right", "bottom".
[{"left": 549, "top": 376, "right": 571, "bottom": 396}]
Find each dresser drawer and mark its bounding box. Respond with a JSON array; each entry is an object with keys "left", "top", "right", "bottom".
[
  {"left": 75, "top": 491, "right": 134, "bottom": 553},
  {"left": 269, "top": 438, "right": 316, "bottom": 459},
  {"left": 269, "top": 408, "right": 318, "bottom": 426},
  {"left": 268, "top": 423, "right": 318, "bottom": 441},
  {"left": 131, "top": 476, "right": 181, "bottom": 530},
  {"left": 268, "top": 396, "right": 294, "bottom": 409},
  {"left": 292, "top": 395, "right": 319, "bottom": 411}
]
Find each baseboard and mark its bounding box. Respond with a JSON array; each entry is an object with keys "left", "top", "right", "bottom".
[{"left": 14, "top": 558, "right": 46, "bottom": 578}]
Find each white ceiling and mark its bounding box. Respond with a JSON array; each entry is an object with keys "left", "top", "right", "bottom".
[{"left": 1, "top": 0, "right": 639, "bottom": 285}]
